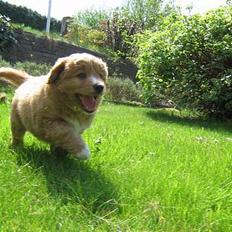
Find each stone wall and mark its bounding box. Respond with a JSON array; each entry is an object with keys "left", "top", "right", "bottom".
[{"left": 1, "top": 30, "right": 137, "bottom": 81}]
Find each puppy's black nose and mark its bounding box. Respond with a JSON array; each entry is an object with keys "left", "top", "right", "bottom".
[{"left": 94, "top": 84, "right": 104, "bottom": 94}]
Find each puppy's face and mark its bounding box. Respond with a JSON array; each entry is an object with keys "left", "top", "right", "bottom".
[{"left": 48, "top": 53, "right": 108, "bottom": 114}]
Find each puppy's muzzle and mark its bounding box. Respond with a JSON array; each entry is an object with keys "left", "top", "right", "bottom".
[{"left": 93, "top": 84, "right": 104, "bottom": 95}]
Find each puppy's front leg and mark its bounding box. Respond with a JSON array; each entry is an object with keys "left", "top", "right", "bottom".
[{"left": 43, "top": 120, "right": 90, "bottom": 160}]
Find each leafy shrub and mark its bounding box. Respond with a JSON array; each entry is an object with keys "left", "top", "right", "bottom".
[
  {"left": 67, "top": 1, "right": 177, "bottom": 58},
  {"left": 67, "top": 24, "right": 105, "bottom": 48},
  {"left": 102, "top": 9, "right": 140, "bottom": 58},
  {"left": 136, "top": 7, "right": 232, "bottom": 118},
  {"left": 66, "top": 9, "right": 109, "bottom": 52},
  {"left": 105, "top": 77, "right": 143, "bottom": 103},
  {"left": 72, "top": 9, "right": 109, "bottom": 30},
  {"left": 67, "top": 7, "right": 139, "bottom": 58},
  {"left": 0, "top": 1, "right": 61, "bottom": 32},
  {"left": 0, "top": 14, "right": 16, "bottom": 51}
]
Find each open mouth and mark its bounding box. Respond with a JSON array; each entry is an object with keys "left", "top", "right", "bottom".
[{"left": 75, "top": 94, "right": 98, "bottom": 114}]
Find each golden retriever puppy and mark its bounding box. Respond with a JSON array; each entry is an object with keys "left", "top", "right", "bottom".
[{"left": 0, "top": 53, "right": 108, "bottom": 159}]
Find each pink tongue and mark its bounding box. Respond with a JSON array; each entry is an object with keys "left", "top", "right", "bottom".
[{"left": 79, "top": 96, "right": 97, "bottom": 112}]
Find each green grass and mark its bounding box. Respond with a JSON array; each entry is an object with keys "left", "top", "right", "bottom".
[
  {"left": 12, "top": 23, "right": 66, "bottom": 42},
  {"left": 0, "top": 96, "right": 232, "bottom": 231}
]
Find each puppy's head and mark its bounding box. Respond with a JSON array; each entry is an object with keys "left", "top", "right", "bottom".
[{"left": 48, "top": 53, "right": 108, "bottom": 114}]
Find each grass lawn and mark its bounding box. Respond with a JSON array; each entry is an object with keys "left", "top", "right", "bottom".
[{"left": 0, "top": 98, "right": 232, "bottom": 231}]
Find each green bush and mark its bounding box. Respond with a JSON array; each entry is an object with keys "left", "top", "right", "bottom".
[
  {"left": 67, "top": 24, "right": 105, "bottom": 48},
  {"left": 71, "top": 9, "right": 109, "bottom": 30},
  {"left": 105, "top": 77, "right": 143, "bottom": 103},
  {"left": 0, "top": 14, "right": 16, "bottom": 51},
  {"left": 136, "top": 7, "right": 232, "bottom": 118}
]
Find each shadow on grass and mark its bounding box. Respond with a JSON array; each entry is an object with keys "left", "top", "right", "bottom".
[
  {"left": 146, "top": 110, "right": 232, "bottom": 134},
  {"left": 15, "top": 146, "right": 120, "bottom": 216}
]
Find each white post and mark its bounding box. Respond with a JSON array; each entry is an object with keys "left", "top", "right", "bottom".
[
  {"left": 172, "top": 0, "right": 175, "bottom": 8},
  {"left": 46, "top": 0, "right": 52, "bottom": 34}
]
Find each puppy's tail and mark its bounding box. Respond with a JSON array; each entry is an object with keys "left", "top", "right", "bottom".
[{"left": 0, "top": 67, "right": 31, "bottom": 87}]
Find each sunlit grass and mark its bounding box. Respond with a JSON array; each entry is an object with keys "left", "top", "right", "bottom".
[
  {"left": 12, "top": 23, "right": 66, "bottom": 42},
  {"left": 0, "top": 99, "right": 232, "bottom": 231}
]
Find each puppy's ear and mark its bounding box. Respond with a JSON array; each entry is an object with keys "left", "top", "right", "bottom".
[{"left": 47, "top": 58, "right": 66, "bottom": 84}]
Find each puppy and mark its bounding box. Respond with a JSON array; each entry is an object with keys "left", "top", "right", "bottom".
[{"left": 0, "top": 53, "right": 108, "bottom": 159}]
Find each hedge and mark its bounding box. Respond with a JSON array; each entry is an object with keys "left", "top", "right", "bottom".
[
  {"left": 136, "top": 7, "right": 232, "bottom": 118},
  {"left": 0, "top": 14, "right": 16, "bottom": 51},
  {"left": 0, "top": 0, "right": 61, "bottom": 32}
]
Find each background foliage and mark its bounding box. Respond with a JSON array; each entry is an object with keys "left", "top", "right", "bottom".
[
  {"left": 0, "top": 0, "right": 61, "bottom": 32},
  {"left": 105, "top": 77, "right": 143, "bottom": 103},
  {"left": 0, "top": 14, "right": 16, "bottom": 52},
  {"left": 66, "top": 0, "right": 174, "bottom": 58},
  {"left": 136, "top": 7, "right": 232, "bottom": 117}
]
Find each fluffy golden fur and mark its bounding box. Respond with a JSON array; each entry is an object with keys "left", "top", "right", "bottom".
[{"left": 0, "top": 53, "right": 108, "bottom": 159}]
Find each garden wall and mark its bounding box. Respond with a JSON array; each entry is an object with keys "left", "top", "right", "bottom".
[{"left": 1, "top": 30, "right": 137, "bottom": 81}]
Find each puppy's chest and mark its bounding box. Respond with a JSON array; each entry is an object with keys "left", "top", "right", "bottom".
[{"left": 70, "top": 120, "right": 89, "bottom": 134}]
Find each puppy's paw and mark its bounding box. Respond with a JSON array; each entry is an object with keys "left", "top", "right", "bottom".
[
  {"left": 75, "top": 145, "right": 90, "bottom": 160},
  {"left": 50, "top": 145, "right": 68, "bottom": 157}
]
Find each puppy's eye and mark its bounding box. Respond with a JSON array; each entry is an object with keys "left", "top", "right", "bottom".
[
  {"left": 77, "top": 73, "right": 86, "bottom": 79},
  {"left": 99, "top": 73, "right": 104, "bottom": 79}
]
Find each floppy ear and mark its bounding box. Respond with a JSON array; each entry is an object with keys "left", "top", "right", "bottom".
[{"left": 47, "top": 58, "right": 66, "bottom": 84}]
